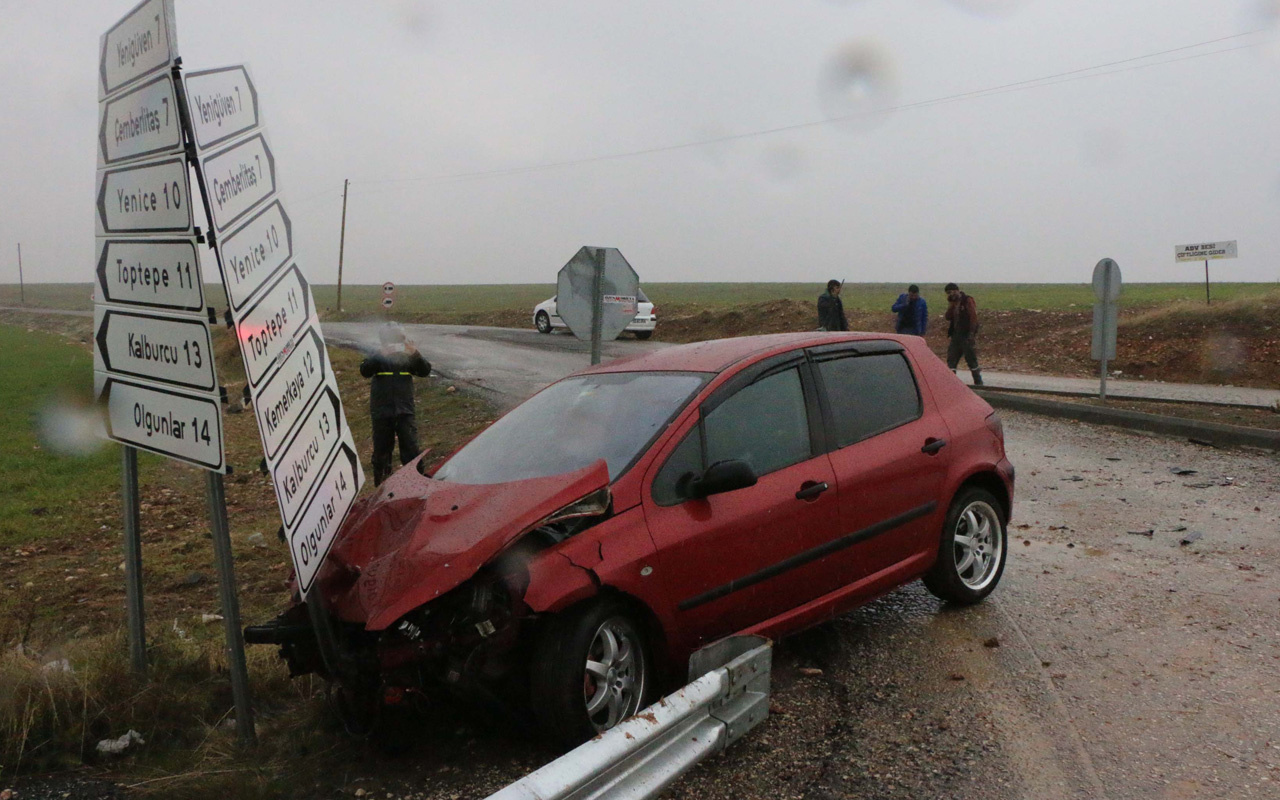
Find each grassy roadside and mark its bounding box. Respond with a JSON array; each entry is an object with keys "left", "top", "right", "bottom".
[{"left": 0, "top": 313, "right": 493, "bottom": 795}]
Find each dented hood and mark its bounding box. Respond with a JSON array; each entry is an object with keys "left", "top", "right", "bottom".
[{"left": 318, "top": 458, "right": 610, "bottom": 631}]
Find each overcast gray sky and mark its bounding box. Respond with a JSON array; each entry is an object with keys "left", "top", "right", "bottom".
[{"left": 3, "top": 0, "right": 1278, "bottom": 286}]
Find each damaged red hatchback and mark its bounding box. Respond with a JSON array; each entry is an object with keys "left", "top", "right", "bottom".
[{"left": 247, "top": 332, "right": 1014, "bottom": 746}]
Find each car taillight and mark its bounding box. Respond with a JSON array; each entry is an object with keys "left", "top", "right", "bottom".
[{"left": 650, "top": 306, "right": 657, "bottom": 317}]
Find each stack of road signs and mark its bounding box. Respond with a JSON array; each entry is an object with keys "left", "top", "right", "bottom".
[
  {"left": 93, "top": 0, "right": 227, "bottom": 473},
  {"left": 181, "top": 63, "right": 364, "bottom": 596}
]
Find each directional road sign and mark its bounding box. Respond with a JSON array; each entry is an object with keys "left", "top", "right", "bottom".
[
  {"left": 96, "top": 154, "right": 194, "bottom": 236},
  {"left": 217, "top": 200, "right": 292, "bottom": 311},
  {"left": 236, "top": 264, "right": 313, "bottom": 386},
  {"left": 183, "top": 65, "right": 260, "bottom": 150},
  {"left": 271, "top": 387, "right": 348, "bottom": 526},
  {"left": 288, "top": 443, "right": 360, "bottom": 594},
  {"left": 98, "top": 0, "right": 177, "bottom": 100},
  {"left": 94, "top": 305, "right": 217, "bottom": 391},
  {"left": 556, "top": 246, "right": 640, "bottom": 343},
  {"left": 95, "top": 238, "right": 204, "bottom": 313},
  {"left": 200, "top": 132, "right": 277, "bottom": 232},
  {"left": 96, "top": 374, "right": 225, "bottom": 472},
  {"left": 254, "top": 326, "right": 329, "bottom": 461},
  {"left": 98, "top": 73, "right": 182, "bottom": 166}
]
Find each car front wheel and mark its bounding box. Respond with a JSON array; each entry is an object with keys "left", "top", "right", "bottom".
[
  {"left": 535, "top": 311, "right": 552, "bottom": 333},
  {"left": 531, "top": 601, "right": 652, "bottom": 747},
  {"left": 923, "top": 487, "right": 1007, "bottom": 604}
]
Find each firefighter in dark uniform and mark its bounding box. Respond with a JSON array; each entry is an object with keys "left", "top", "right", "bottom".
[{"left": 361, "top": 325, "right": 432, "bottom": 484}]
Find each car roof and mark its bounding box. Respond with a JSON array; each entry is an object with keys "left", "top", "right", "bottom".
[{"left": 575, "top": 331, "right": 913, "bottom": 376}]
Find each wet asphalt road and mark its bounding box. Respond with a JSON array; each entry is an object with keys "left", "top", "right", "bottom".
[{"left": 311, "top": 322, "right": 1280, "bottom": 800}]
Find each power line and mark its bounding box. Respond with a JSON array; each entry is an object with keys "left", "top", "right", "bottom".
[{"left": 346, "top": 29, "right": 1263, "bottom": 193}]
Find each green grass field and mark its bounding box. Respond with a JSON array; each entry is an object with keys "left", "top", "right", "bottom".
[{"left": 3, "top": 281, "right": 1274, "bottom": 317}]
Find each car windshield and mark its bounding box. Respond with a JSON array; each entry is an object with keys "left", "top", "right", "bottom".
[{"left": 433, "top": 371, "right": 709, "bottom": 484}]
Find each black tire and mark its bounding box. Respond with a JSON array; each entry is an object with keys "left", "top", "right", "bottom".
[
  {"left": 535, "top": 311, "right": 552, "bottom": 334},
  {"left": 530, "top": 601, "right": 652, "bottom": 748},
  {"left": 634, "top": 330, "right": 653, "bottom": 340},
  {"left": 923, "top": 487, "right": 1007, "bottom": 605}
]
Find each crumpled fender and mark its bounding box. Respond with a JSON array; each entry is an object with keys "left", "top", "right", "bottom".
[{"left": 319, "top": 459, "right": 610, "bottom": 630}]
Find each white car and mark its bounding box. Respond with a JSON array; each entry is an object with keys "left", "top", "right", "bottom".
[{"left": 533, "top": 288, "right": 656, "bottom": 340}]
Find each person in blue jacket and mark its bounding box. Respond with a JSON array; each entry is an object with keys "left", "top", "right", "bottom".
[{"left": 891, "top": 284, "right": 928, "bottom": 336}]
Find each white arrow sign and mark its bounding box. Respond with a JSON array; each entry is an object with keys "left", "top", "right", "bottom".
[
  {"left": 98, "top": 0, "right": 177, "bottom": 100},
  {"left": 96, "top": 154, "right": 193, "bottom": 235},
  {"left": 184, "top": 65, "right": 260, "bottom": 151},
  {"left": 200, "top": 132, "right": 276, "bottom": 232},
  {"left": 98, "top": 73, "right": 182, "bottom": 166},
  {"left": 95, "top": 238, "right": 204, "bottom": 313},
  {"left": 288, "top": 444, "right": 359, "bottom": 594},
  {"left": 236, "top": 264, "right": 312, "bottom": 386},
  {"left": 94, "top": 305, "right": 217, "bottom": 391},
  {"left": 217, "top": 199, "right": 292, "bottom": 311},
  {"left": 272, "top": 387, "right": 347, "bottom": 526},
  {"left": 254, "top": 326, "right": 328, "bottom": 461},
  {"left": 96, "top": 373, "right": 225, "bottom": 472}
]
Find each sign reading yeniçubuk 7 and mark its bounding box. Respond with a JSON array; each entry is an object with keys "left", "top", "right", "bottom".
[
  {"left": 200, "top": 132, "right": 277, "bottom": 232},
  {"left": 94, "top": 305, "right": 217, "bottom": 391},
  {"left": 98, "top": 74, "right": 182, "bottom": 166},
  {"left": 218, "top": 200, "right": 292, "bottom": 311},
  {"left": 235, "top": 264, "right": 313, "bottom": 386},
  {"left": 96, "top": 239, "right": 204, "bottom": 312},
  {"left": 95, "top": 374, "right": 225, "bottom": 472},
  {"left": 184, "top": 66, "right": 260, "bottom": 150},
  {"left": 98, "top": 0, "right": 177, "bottom": 100},
  {"left": 290, "top": 444, "right": 359, "bottom": 594},
  {"left": 96, "top": 154, "right": 193, "bottom": 235}
]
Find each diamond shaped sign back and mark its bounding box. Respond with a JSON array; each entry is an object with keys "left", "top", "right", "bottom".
[{"left": 555, "top": 247, "right": 640, "bottom": 343}]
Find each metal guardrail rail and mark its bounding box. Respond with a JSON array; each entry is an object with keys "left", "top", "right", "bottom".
[{"left": 486, "top": 635, "right": 772, "bottom": 800}]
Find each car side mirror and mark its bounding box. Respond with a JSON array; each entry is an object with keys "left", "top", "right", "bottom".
[{"left": 686, "top": 459, "right": 757, "bottom": 499}]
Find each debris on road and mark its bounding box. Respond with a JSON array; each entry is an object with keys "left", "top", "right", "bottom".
[
  {"left": 1126, "top": 529, "right": 1154, "bottom": 537},
  {"left": 1179, "top": 531, "right": 1204, "bottom": 546},
  {"left": 798, "top": 667, "right": 824, "bottom": 677},
  {"left": 95, "top": 730, "right": 144, "bottom": 755},
  {"left": 983, "top": 637, "right": 1000, "bottom": 648},
  {"left": 1170, "top": 467, "right": 1198, "bottom": 475}
]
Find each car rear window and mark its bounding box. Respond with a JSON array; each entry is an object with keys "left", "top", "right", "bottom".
[{"left": 816, "top": 353, "right": 921, "bottom": 447}]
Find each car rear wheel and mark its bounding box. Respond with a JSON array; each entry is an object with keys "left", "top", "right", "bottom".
[
  {"left": 531, "top": 600, "right": 652, "bottom": 748},
  {"left": 535, "top": 311, "right": 552, "bottom": 333},
  {"left": 923, "top": 487, "right": 1007, "bottom": 604},
  {"left": 634, "top": 330, "right": 653, "bottom": 340}
]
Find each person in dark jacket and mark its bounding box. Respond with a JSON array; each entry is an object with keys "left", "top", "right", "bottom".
[
  {"left": 944, "top": 282, "right": 982, "bottom": 386},
  {"left": 891, "top": 284, "right": 928, "bottom": 336},
  {"left": 361, "top": 324, "right": 432, "bottom": 484},
  {"left": 817, "top": 279, "right": 849, "bottom": 331}
]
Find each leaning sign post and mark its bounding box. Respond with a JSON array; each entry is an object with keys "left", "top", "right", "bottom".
[
  {"left": 1091, "top": 258, "right": 1121, "bottom": 401},
  {"left": 555, "top": 247, "right": 640, "bottom": 365},
  {"left": 1175, "top": 240, "right": 1237, "bottom": 305}
]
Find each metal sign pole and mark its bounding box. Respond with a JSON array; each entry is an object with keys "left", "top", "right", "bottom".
[
  {"left": 1100, "top": 267, "right": 1111, "bottom": 401},
  {"left": 1204, "top": 259, "right": 1210, "bottom": 305},
  {"left": 121, "top": 445, "right": 146, "bottom": 673},
  {"left": 16, "top": 243, "right": 23, "bottom": 305},
  {"left": 590, "top": 248, "right": 604, "bottom": 366},
  {"left": 205, "top": 470, "right": 257, "bottom": 746},
  {"left": 337, "top": 178, "right": 349, "bottom": 313}
]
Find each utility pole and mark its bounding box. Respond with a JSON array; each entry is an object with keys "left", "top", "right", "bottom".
[
  {"left": 17, "top": 243, "right": 24, "bottom": 304},
  {"left": 336, "top": 179, "right": 349, "bottom": 313}
]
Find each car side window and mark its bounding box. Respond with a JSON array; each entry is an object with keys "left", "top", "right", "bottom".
[
  {"left": 816, "top": 353, "right": 921, "bottom": 447},
  {"left": 705, "top": 367, "right": 811, "bottom": 478},
  {"left": 652, "top": 426, "right": 703, "bottom": 507}
]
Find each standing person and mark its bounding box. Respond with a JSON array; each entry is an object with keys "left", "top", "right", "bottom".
[
  {"left": 891, "top": 284, "right": 928, "bottom": 336},
  {"left": 944, "top": 282, "right": 982, "bottom": 386},
  {"left": 817, "top": 279, "right": 849, "bottom": 332},
  {"left": 361, "top": 324, "right": 432, "bottom": 484}
]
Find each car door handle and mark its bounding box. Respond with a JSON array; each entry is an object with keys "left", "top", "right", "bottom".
[
  {"left": 795, "top": 481, "right": 829, "bottom": 501},
  {"left": 921, "top": 438, "right": 948, "bottom": 455}
]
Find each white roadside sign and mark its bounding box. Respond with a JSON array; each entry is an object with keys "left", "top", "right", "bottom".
[
  {"left": 95, "top": 373, "right": 225, "bottom": 472},
  {"left": 271, "top": 387, "right": 348, "bottom": 527},
  {"left": 236, "top": 264, "right": 313, "bottom": 386},
  {"left": 94, "top": 305, "right": 217, "bottom": 392},
  {"left": 96, "top": 154, "right": 193, "bottom": 235},
  {"left": 98, "top": 0, "right": 177, "bottom": 100},
  {"left": 184, "top": 65, "right": 260, "bottom": 150},
  {"left": 95, "top": 238, "right": 204, "bottom": 313},
  {"left": 200, "top": 132, "right": 277, "bottom": 232},
  {"left": 288, "top": 444, "right": 360, "bottom": 594},
  {"left": 98, "top": 73, "right": 182, "bottom": 166},
  {"left": 217, "top": 200, "right": 292, "bottom": 311},
  {"left": 1175, "top": 241, "right": 1238, "bottom": 261},
  {"left": 254, "top": 326, "right": 328, "bottom": 461}
]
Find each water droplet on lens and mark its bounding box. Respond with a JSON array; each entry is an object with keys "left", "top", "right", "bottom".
[
  {"left": 759, "top": 142, "right": 805, "bottom": 183},
  {"left": 38, "top": 401, "right": 107, "bottom": 458},
  {"left": 818, "top": 41, "right": 898, "bottom": 131}
]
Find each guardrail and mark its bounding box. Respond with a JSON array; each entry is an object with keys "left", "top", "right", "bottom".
[{"left": 485, "top": 635, "right": 772, "bottom": 800}]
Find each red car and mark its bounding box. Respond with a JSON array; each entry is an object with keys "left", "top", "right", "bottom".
[{"left": 248, "top": 332, "right": 1014, "bottom": 746}]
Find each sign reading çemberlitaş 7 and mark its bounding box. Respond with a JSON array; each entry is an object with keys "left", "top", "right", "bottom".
[
  {"left": 98, "top": 0, "right": 177, "bottom": 100},
  {"left": 200, "top": 132, "right": 277, "bottom": 232},
  {"left": 98, "top": 73, "right": 182, "bottom": 166},
  {"left": 1175, "top": 241, "right": 1238, "bottom": 262}
]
